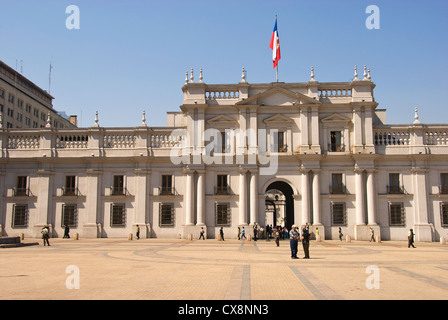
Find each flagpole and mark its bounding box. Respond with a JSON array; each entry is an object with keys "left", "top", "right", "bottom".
[{"left": 276, "top": 65, "right": 278, "bottom": 82}]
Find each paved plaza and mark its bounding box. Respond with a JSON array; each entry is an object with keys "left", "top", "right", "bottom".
[{"left": 1, "top": 237, "right": 448, "bottom": 300}]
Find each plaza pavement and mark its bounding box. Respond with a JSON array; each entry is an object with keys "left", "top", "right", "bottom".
[{"left": 1, "top": 236, "right": 447, "bottom": 300}]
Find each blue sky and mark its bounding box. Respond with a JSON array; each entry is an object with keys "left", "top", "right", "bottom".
[{"left": 1, "top": 0, "right": 447, "bottom": 127}]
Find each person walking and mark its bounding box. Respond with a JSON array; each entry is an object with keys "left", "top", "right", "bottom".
[
  {"left": 136, "top": 224, "right": 140, "bottom": 240},
  {"left": 199, "top": 227, "right": 205, "bottom": 240},
  {"left": 63, "top": 225, "right": 70, "bottom": 239},
  {"left": 302, "top": 226, "right": 311, "bottom": 259},
  {"left": 220, "top": 227, "right": 225, "bottom": 241},
  {"left": 241, "top": 227, "right": 246, "bottom": 240},
  {"left": 338, "top": 227, "right": 343, "bottom": 241},
  {"left": 408, "top": 228, "right": 416, "bottom": 248},
  {"left": 275, "top": 229, "right": 280, "bottom": 247},
  {"left": 289, "top": 225, "right": 300, "bottom": 259},
  {"left": 369, "top": 227, "right": 375, "bottom": 242},
  {"left": 41, "top": 225, "right": 50, "bottom": 246},
  {"left": 237, "top": 227, "right": 241, "bottom": 240}
]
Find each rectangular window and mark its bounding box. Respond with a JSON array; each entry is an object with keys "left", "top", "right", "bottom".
[
  {"left": 112, "top": 175, "right": 124, "bottom": 195},
  {"left": 441, "top": 173, "right": 448, "bottom": 194},
  {"left": 331, "top": 173, "right": 345, "bottom": 194},
  {"left": 441, "top": 203, "right": 448, "bottom": 227},
  {"left": 110, "top": 204, "right": 126, "bottom": 227},
  {"left": 389, "top": 202, "right": 405, "bottom": 226},
  {"left": 62, "top": 204, "right": 77, "bottom": 227},
  {"left": 330, "top": 131, "right": 342, "bottom": 152},
  {"left": 159, "top": 203, "right": 175, "bottom": 227},
  {"left": 216, "top": 175, "right": 228, "bottom": 195},
  {"left": 273, "top": 131, "right": 286, "bottom": 152},
  {"left": 161, "top": 175, "right": 173, "bottom": 195},
  {"left": 220, "top": 131, "right": 227, "bottom": 153},
  {"left": 15, "top": 176, "right": 28, "bottom": 196},
  {"left": 388, "top": 173, "right": 402, "bottom": 194},
  {"left": 12, "top": 205, "right": 28, "bottom": 228},
  {"left": 64, "top": 176, "right": 76, "bottom": 196},
  {"left": 331, "top": 202, "right": 346, "bottom": 226},
  {"left": 216, "top": 203, "right": 230, "bottom": 226}
]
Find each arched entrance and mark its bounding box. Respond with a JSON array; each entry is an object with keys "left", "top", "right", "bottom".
[{"left": 265, "top": 181, "right": 294, "bottom": 229}]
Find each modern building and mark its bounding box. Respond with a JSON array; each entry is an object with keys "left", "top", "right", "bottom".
[
  {"left": 1, "top": 66, "right": 447, "bottom": 242},
  {"left": 0, "top": 60, "right": 77, "bottom": 129}
]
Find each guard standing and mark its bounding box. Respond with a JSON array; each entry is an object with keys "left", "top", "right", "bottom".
[{"left": 302, "top": 226, "right": 311, "bottom": 259}]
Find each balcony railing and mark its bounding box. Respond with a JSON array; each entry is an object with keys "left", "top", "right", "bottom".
[
  {"left": 13, "top": 187, "right": 30, "bottom": 197},
  {"left": 215, "top": 186, "right": 230, "bottom": 195},
  {"left": 159, "top": 186, "right": 175, "bottom": 195},
  {"left": 387, "top": 185, "right": 405, "bottom": 195},
  {"left": 330, "top": 185, "right": 346, "bottom": 194}
]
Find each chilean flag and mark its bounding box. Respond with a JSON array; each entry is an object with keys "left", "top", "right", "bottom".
[{"left": 269, "top": 18, "right": 281, "bottom": 68}]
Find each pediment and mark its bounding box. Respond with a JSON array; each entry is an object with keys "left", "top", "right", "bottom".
[
  {"left": 236, "top": 86, "right": 320, "bottom": 106},
  {"left": 321, "top": 113, "right": 351, "bottom": 123},
  {"left": 263, "top": 114, "right": 294, "bottom": 124},
  {"left": 207, "top": 115, "right": 238, "bottom": 126}
]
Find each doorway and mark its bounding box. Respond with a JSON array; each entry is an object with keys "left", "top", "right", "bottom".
[{"left": 265, "top": 181, "right": 294, "bottom": 229}]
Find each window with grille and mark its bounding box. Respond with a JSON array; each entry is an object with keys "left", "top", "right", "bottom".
[
  {"left": 12, "top": 205, "right": 28, "bottom": 228},
  {"left": 331, "top": 202, "right": 346, "bottom": 226},
  {"left": 62, "top": 204, "right": 77, "bottom": 228},
  {"left": 110, "top": 203, "right": 126, "bottom": 227},
  {"left": 159, "top": 203, "right": 174, "bottom": 227},
  {"left": 215, "top": 203, "right": 230, "bottom": 226},
  {"left": 441, "top": 203, "right": 448, "bottom": 227},
  {"left": 389, "top": 202, "right": 405, "bottom": 226}
]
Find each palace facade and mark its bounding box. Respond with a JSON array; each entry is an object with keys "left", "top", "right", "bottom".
[{"left": 1, "top": 67, "right": 447, "bottom": 241}]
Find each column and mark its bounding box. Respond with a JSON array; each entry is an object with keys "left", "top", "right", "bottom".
[
  {"left": 196, "top": 170, "right": 205, "bottom": 226},
  {"left": 366, "top": 169, "right": 377, "bottom": 225},
  {"left": 36, "top": 169, "right": 52, "bottom": 227},
  {"left": 249, "top": 170, "right": 258, "bottom": 225},
  {"left": 134, "top": 169, "right": 150, "bottom": 228},
  {"left": 301, "top": 168, "right": 310, "bottom": 226},
  {"left": 412, "top": 167, "right": 432, "bottom": 241},
  {"left": 85, "top": 169, "right": 102, "bottom": 238},
  {"left": 354, "top": 166, "right": 366, "bottom": 225},
  {"left": 312, "top": 170, "right": 322, "bottom": 225},
  {"left": 184, "top": 168, "right": 194, "bottom": 226},
  {"left": 239, "top": 168, "right": 248, "bottom": 225}
]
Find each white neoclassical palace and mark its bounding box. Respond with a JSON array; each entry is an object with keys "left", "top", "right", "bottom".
[{"left": 1, "top": 66, "right": 448, "bottom": 241}]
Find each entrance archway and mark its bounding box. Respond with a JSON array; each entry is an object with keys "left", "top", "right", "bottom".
[{"left": 265, "top": 181, "right": 294, "bottom": 229}]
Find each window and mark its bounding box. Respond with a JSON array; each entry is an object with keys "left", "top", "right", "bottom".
[
  {"left": 110, "top": 204, "right": 126, "bottom": 227},
  {"left": 216, "top": 175, "right": 228, "bottom": 195},
  {"left": 12, "top": 205, "right": 28, "bottom": 228},
  {"left": 159, "top": 203, "right": 174, "bottom": 227},
  {"left": 330, "top": 131, "right": 343, "bottom": 152},
  {"left": 273, "top": 131, "right": 286, "bottom": 152},
  {"left": 331, "top": 202, "right": 346, "bottom": 226},
  {"left": 441, "top": 173, "right": 448, "bottom": 194},
  {"left": 15, "top": 176, "right": 28, "bottom": 196},
  {"left": 216, "top": 203, "right": 230, "bottom": 226},
  {"left": 441, "top": 203, "right": 448, "bottom": 227},
  {"left": 112, "top": 175, "right": 124, "bottom": 195},
  {"left": 220, "top": 131, "right": 227, "bottom": 153},
  {"left": 388, "top": 173, "right": 402, "bottom": 194},
  {"left": 161, "top": 175, "right": 173, "bottom": 195},
  {"left": 64, "top": 176, "right": 76, "bottom": 196},
  {"left": 62, "top": 204, "right": 77, "bottom": 227},
  {"left": 389, "top": 202, "right": 405, "bottom": 226},
  {"left": 331, "top": 173, "right": 345, "bottom": 194},
  {"left": 8, "top": 93, "right": 14, "bottom": 104}
]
